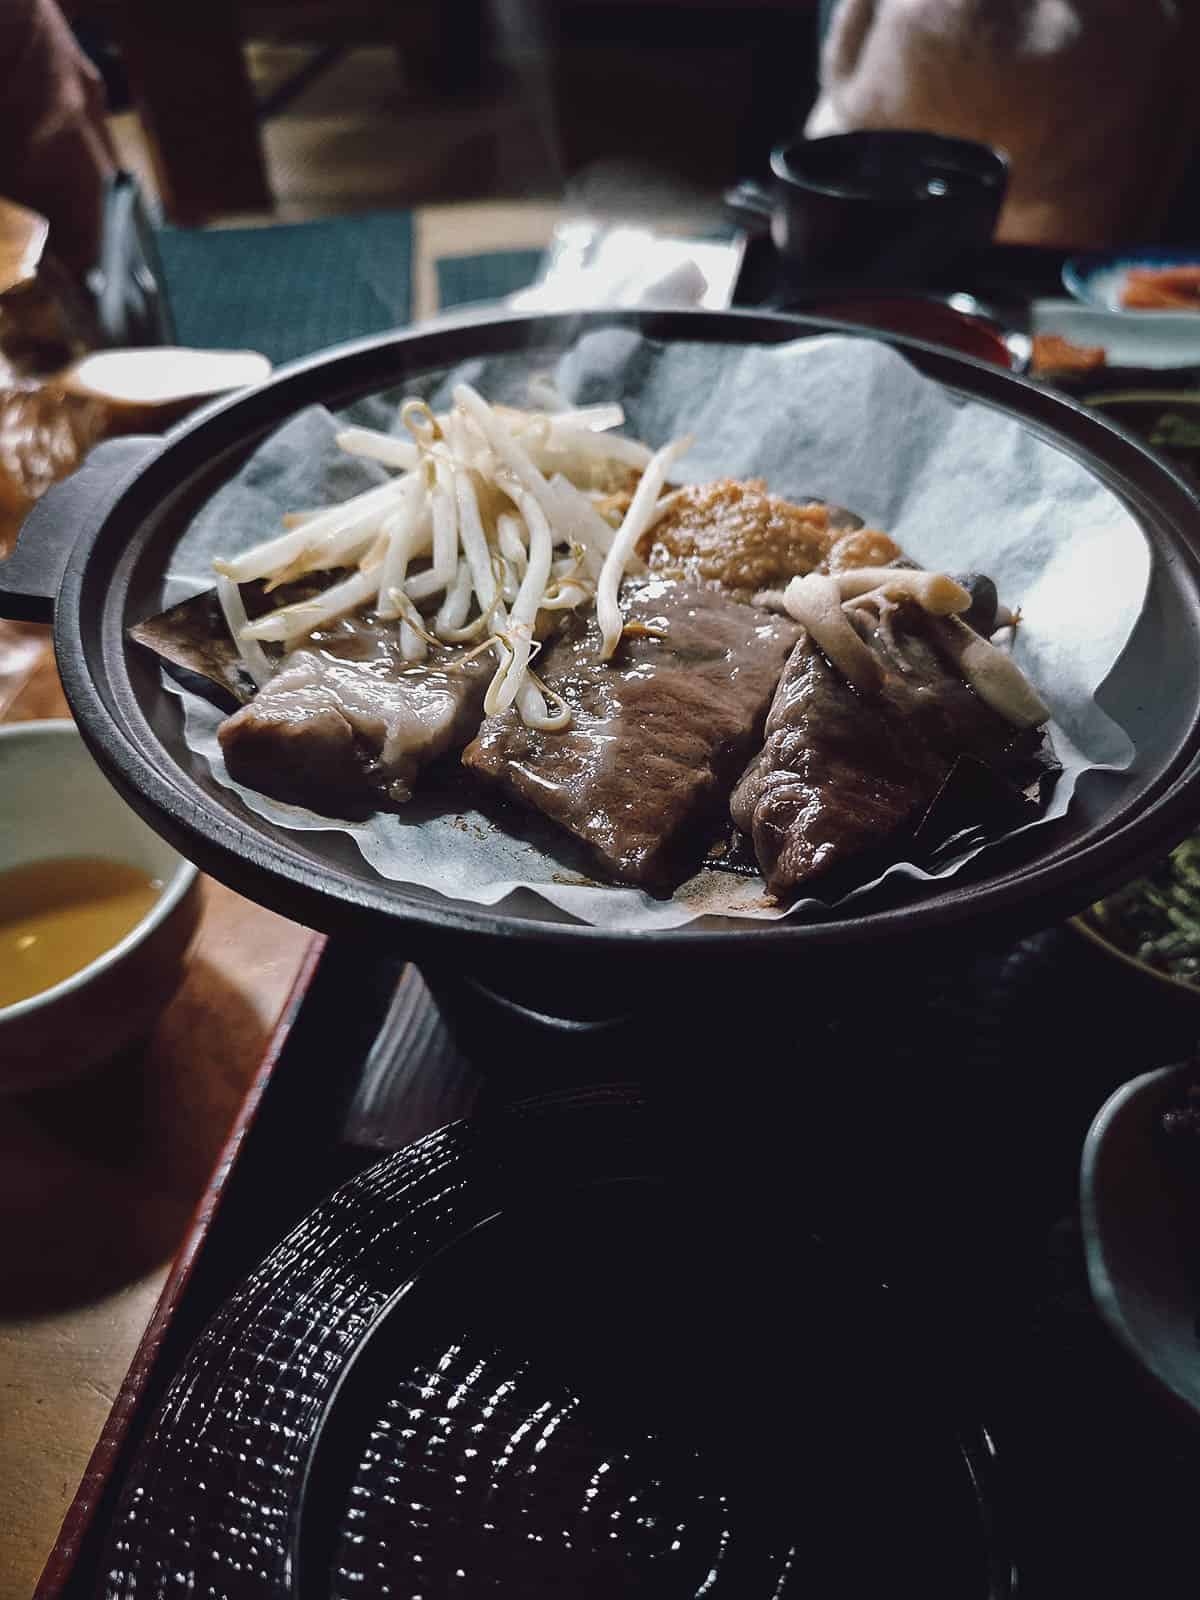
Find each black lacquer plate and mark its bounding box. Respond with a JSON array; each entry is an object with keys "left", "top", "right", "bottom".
[{"left": 100, "top": 1087, "right": 1008, "bottom": 1598}]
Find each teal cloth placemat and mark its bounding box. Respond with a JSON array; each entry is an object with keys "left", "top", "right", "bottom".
[
  {"left": 155, "top": 211, "right": 414, "bottom": 366},
  {"left": 436, "top": 249, "right": 543, "bottom": 312}
]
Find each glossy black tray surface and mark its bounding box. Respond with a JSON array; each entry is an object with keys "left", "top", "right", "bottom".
[
  {"left": 101, "top": 1087, "right": 1003, "bottom": 1598},
  {"left": 59, "top": 922, "right": 1200, "bottom": 1600}
]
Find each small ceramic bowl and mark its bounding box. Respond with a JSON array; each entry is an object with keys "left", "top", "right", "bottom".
[
  {"left": 0, "top": 720, "right": 202, "bottom": 1091},
  {"left": 1080, "top": 1061, "right": 1200, "bottom": 1423}
]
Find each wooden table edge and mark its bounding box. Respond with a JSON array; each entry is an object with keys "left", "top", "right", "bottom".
[{"left": 32, "top": 932, "right": 328, "bottom": 1600}]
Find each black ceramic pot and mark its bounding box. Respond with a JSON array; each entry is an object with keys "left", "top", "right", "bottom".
[{"left": 3, "top": 307, "right": 1199, "bottom": 1021}]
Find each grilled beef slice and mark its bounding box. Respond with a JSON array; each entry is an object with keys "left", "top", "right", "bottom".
[
  {"left": 463, "top": 579, "right": 800, "bottom": 890},
  {"left": 731, "top": 596, "right": 1041, "bottom": 901},
  {"left": 218, "top": 613, "right": 487, "bottom": 813},
  {"left": 131, "top": 573, "right": 349, "bottom": 710}
]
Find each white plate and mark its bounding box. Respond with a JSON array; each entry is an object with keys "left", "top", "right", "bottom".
[{"left": 1032, "top": 298, "right": 1200, "bottom": 370}]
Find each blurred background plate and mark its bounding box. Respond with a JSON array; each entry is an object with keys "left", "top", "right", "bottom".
[
  {"left": 1063, "top": 247, "right": 1200, "bottom": 312},
  {"left": 1032, "top": 299, "right": 1200, "bottom": 371}
]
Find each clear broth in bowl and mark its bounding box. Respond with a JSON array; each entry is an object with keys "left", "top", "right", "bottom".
[{"left": 0, "top": 856, "right": 162, "bottom": 1007}]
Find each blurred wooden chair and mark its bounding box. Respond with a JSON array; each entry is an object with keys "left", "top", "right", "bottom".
[
  {"left": 83, "top": 0, "right": 818, "bottom": 224},
  {"left": 83, "top": 0, "right": 487, "bottom": 222}
]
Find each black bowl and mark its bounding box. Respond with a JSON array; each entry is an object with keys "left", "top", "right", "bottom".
[{"left": 766, "top": 131, "right": 1009, "bottom": 288}]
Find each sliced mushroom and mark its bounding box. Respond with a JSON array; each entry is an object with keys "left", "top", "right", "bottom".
[
  {"left": 834, "top": 567, "right": 972, "bottom": 615},
  {"left": 929, "top": 614, "right": 1049, "bottom": 730},
  {"left": 781, "top": 573, "right": 883, "bottom": 694}
]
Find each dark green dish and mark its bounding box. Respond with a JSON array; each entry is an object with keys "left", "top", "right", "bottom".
[
  {"left": 1084, "top": 390, "right": 1200, "bottom": 490},
  {"left": 1079, "top": 834, "right": 1200, "bottom": 995}
]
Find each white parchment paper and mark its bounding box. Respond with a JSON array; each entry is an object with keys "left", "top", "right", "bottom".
[{"left": 161, "top": 333, "right": 1150, "bottom": 930}]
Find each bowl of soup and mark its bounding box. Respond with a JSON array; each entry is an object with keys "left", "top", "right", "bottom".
[{"left": 0, "top": 719, "right": 201, "bottom": 1090}]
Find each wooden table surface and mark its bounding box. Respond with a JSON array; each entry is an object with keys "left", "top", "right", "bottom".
[
  {"left": 0, "top": 623, "right": 316, "bottom": 1599},
  {"left": 0, "top": 200, "right": 561, "bottom": 1600}
]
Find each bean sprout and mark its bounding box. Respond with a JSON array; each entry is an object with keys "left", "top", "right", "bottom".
[
  {"left": 546, "top": 474, "right": 618, "bottom": 572},
  {"left": 438, "top": 555, "right": 506, "bottom": 643},
  {"left": 482, "top": 632, "right": 515, "bottom": 716},
  {"left": 454, "top": 383, "right": 606, "bottom": 571},
  {"left": 454, "top": 468, "right": 500, "bottom": 614},
  {"left": 376, "top": 477, "right": 425, "bottom": 619},
  {"left": 436, "top": 559, "right": 474, "bottom": 635},
  {"left": 538, "top": 583, "right": 593, "bottom": 611},
  {"left": 497, "top": 512, "right": 528, "bottom": 589},
  {"left": 596, "top": 434, "right": 693, "bottom": 660},
  {"left": 243, "top": 548, "right": 386, "bottom": 643},
  {"left": 215, "top": 477, "right": 405, "bottom": 585},
  {"left": 391, "top": 591, "right": 442, "bottom": 649},
  {"left": 429, "top": 454, "right": 460, "bottom": 593},
  {"left": 400, "top": 619, "right": 427, "bottom": 662},
  {"left": 405, "top": 565, "right": 448, "bottom": 601},
  {"left": 335, "top": 426, "right": 421, "bottom": 471},
  {"left": 541, "top": 402, "right": 626, "bottom": 432},
  {"left": 215, "top": 389, "right": 672, "bottom": 737},
  {"left": 401, "top": 398, "right": 440, "bottom": 444},
  {"left": 521, "top": 669, "right": 572, "bottom": 731},
  {"left": 540, "top": 421, "right": 652, "bottom": 470},
  {"left": 216, "top": 574, "right": 273, "bottom": 687},
  {"left": 491, "top": 484, "right": 554, "bottom": 712},
  {"left": 439, "top": 590, "right": 504, "bottom": 643}
]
